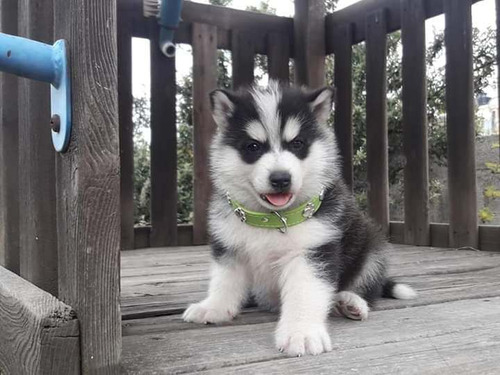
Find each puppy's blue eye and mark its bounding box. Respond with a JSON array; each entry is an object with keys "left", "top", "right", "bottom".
[
  {"left": 246, "top": 141, "right": 261, "bottom": 152},
  {"left": 290, "top": 138, "right": 304, "bottom": 150}
]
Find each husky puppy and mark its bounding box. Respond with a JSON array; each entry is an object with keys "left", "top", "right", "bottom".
[{"left": 183, "top": 81, "right": 416, "bottom": 357}]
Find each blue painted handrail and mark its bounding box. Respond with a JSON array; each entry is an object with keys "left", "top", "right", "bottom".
[
  {"left": 0, "top": 33, "right": 71, "bottom": 152},
  {"left": 158, "top": 0, "right": 183, "bottom": 57}
]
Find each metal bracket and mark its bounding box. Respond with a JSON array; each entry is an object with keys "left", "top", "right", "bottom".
[{"left": 0, "top": 33, "right": 71, "bottom": 152}]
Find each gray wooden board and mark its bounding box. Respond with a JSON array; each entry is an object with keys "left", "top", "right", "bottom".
[
  {"left": 18, "top": 0, "right": 58, "bottom": 296},
  {"left": 0, "top": 0, "right": 20, "bottom": 274},
  {"left": 121, "top": 297, "right": 500, "bottom": 374},
  {"left": 121, "top": 245, "right": 500, "bottom": 320},
  {"left": 54, "top": 0, "right": 121, "bottom": 372}
]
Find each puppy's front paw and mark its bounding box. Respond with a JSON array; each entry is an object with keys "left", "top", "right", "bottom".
[
  {"left": 183, "top": 300, "right": 237, "bottom": 324},
  {"left": 275, "top": 323, "right": 332, "bottom": 356}
]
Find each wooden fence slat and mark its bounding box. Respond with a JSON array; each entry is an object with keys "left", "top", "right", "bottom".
[
  {"left": 401, "top": 0, "right": 430, "bottom": 246},
  {"left": 150, "top": 27, "right": 178, "bottom": 247},
  {"left": 192, "top": 23, "right": 218, "bottom": 245},
  {"left": 496, "top": 0, "right": 500, "bottom": 170},
  {"left": 444, "top": 0, "right": 478, "bottom": 248},
  {"left": 54, "top": 0, "right": 121, "bottom": 372},
  {"left": 365, "top": 9, "right": 389, "bottom": 234},
  {"left": 294, "top": 0, "right": 326, "bottom": 88},
  {"left": 333, "top": 24, "right": 353, "bottom": 189},
  {"left": 0, "top": 0, "right": 20, "bottom": 274},
  {"left": 267, "top": 32, "right": 290, "bottom": 84},
  {"left": 118, "top": 10, "right": 135, "bottom": 250},
  {"left": 232, "top": 31, "right": 255, "bottom": 89},
  {"left": 18, "top": 0, "right": 58, "bottom": 296}
]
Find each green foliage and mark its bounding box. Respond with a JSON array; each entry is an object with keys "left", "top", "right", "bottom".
[
  {"left": 176, "top": 73, "right": 194, "bottom": 223},
  {"left": 484, "top": 185, "right": 500, "bottom": 199},
  {"left": 485, "top": 162, "right": 500, "bottom": 173},
  {"left": 479, "top": 207, "right": 495, "bottom": 224},
  {"left": 132, "top": 96, "right": 151, "bottom": 225}
]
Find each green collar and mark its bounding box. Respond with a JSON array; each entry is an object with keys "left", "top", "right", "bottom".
[{"left": 226, "top": 188, "right": 325, "bottom": 233}]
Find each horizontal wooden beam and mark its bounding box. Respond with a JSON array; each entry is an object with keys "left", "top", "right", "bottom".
[
  {"left": 326, "top": 0, "right": 483, "bottom": 53},
  {"left": 131, "top": 225, "right": 195, "bottom": 249},
  {"left": 390, "top": 222, "right": 499, "bottom": 251},
  {"left": 0, "top": 266, "right": 79, "bottom": 374},
  {"left": 117, "top": 0, "right": 294, "bottom": 55}
]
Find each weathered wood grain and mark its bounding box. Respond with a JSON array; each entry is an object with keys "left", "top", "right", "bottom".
[
  {"left": 365, "top": 9, "right": 389, "bottom": 234},
  {"left": 121, "top": 297, "right": 500, "bottom": 374},
  {"left": 333, "top": 24, "right": 354, "bottom": 189},
  {"left": 444, "top": 0, "right": 478, "bottom": 249},
  {"left": 150, "top": 26, "right": 178, "bottom": 247},
  {"left": 117, "top": 10, "right": 135, "bottom": 251},
  {"left": 401, "top": 0, "right": 430, "bottom": 246},
  {"left": 192, "top": 23, "right": 218, "bottom": 245},
  {"left": 293, "top": 0, "right": 325, "bottom": 88},
  {"left": 120, "top": 244, "right": 500, "bottom": 320},
  {"left": 0, "top": 0, "right": 20, "bottom": 274},
  {"left": 0, "top": 266, "right": 79, "bottom": 374},
  {"left": 267, "top": 32, "right": 290, "bottom": 84},
  {"left": 232, "top": 31, "right": 255, "bottom": 89},
  {"left": 54, "top": 0, "right": 121, "bottom": 372},
  {"left": 17, "top": 0, "right": 58, "bottom": 296},
  {"left": 392, "top": 222, "right": 499, "bottom": 251},
  {"left": 326, "top": 0, "right": 482, "bottom": 53}
]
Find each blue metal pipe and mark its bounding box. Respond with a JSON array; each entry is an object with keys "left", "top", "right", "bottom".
[
  {"left": 158, "top": 0, "right": 183, "bottom": 57},
  {"left": 0, "top": 33, "right": 59, "bottom": 85},
  {"left": 0, "top": 32, "right": 72, "bottom": 152}
]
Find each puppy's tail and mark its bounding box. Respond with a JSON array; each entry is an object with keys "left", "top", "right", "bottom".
[{"left": 382, "top": 279, "right": 417, "bottom": 300}]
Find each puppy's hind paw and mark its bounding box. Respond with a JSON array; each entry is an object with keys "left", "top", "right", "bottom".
[
  {"left": 183, "top": 301, "right": 237, "bottom": 324},
  {"left": 333, "top": 291, "right": 369, "bottom": 321}
]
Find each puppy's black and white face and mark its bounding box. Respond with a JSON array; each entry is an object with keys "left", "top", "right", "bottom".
[{"left": 210, "top": 81, "right": 339, "bottom": 211}]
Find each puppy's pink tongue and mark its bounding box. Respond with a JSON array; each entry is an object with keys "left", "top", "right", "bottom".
[{"left": 265, "top": 193, "right": 293, "bottom": 207}]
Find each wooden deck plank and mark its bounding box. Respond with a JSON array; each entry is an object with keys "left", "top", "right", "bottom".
[
  {"left": 120, "top": 245, "right": 500, "bottom": 320},
  {"left": 121, "top": 297, "right": 500, "bottom": 374}
]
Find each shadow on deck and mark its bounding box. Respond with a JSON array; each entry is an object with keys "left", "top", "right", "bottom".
[{"left": 120, "top": 245, "right": 500, "bottom": 374}]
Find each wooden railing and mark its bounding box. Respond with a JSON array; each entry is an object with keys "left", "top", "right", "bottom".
[
  {"left": 118, "top": 0, "right": 295, "bottom": 249},
  {"left": 327, "top": 0, "right": 499, "bottom": 250},
  {"left": 118, "top": 0, "right": 499, "bottom": 251}
]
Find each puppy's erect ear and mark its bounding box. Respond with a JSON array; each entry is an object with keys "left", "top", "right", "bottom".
[
  {"left": 306, "top": 87, "right": 336, "bottom": 125},
  {"left": 209, "top": 89, "right": 237, "bottom": 129}
]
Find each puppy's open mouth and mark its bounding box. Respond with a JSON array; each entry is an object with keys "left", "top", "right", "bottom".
[{"left": 261, "top": 193, "right": 293, "bottom": 208}]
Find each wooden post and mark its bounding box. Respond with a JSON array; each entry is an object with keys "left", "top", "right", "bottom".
[
  {"left": 0, "top": 266, "right": 80, "bottom": 374},
  {"left": 294, "top": 0, "right": 326, "bottom": 88},
  {"left": 118, "top": 11, "right": 135, "bottom": 250},
  {"left": 150, "top": 29, "right": 178, "bottom": 247},
  {"left": 232, "top": 31, "right": 255, "bottom": 89},
  {"left": 0, "top": 0, "right": 20, "bottom": 274},
  {"left": 444, "top": 0, "right": 478, "bottom": 248},
  {"left": 333, "top": 24, "right": 353, "bottom": 189},
  {"left": 267, "top": 32, "right": 290, "bottom": 84},
  {"left": 17, "top": 0, "right": 58, "bottom": 296},
  {"left": 365, "top": 10, "right": 389, "bottom": 234},
  {"left": 54, "top": 0, "right": 121, "bottom": 372},
  {"left": 401, "top": 0, "right": 430, "bottom": 246},
  {"left": 192, "top": 23, "right": 218, "bottom": 245}
]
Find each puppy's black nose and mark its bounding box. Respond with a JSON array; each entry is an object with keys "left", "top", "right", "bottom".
[{"left": 270, "top": 171, "right": 291, "bottom": 191}]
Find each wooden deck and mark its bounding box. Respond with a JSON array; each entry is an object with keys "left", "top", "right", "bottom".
[{"left": 121, "top": 245, "right": 500, "bottom": 374}]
